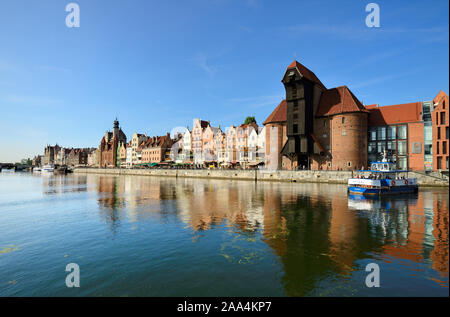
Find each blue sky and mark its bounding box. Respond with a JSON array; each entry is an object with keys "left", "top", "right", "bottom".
[{"left": 0, "top": 0, "right": 448, "bottom": 162}]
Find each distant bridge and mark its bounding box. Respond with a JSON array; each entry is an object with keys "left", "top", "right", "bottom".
[{"left": 0, "top": 163, "right": 28, "bottom": 171}]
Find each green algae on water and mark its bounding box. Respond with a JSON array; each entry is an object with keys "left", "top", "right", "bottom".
[{"left": 0, "top": 245, "right": 19, "bottom": 255}]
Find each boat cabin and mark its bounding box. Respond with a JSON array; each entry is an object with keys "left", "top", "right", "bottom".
[{"left": 370, "top": 162, "right": 396, "bottom": 172}]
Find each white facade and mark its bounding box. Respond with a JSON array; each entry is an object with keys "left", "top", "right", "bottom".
[
  {"left": 181, "top": 128, "right": 192, "bottom": 163},
  {"left": 248, "top": 128, "right": 258, "bottom": 163},
  {"left": 257, "top": 126, "right": 266, "bottom": 164},
  {"left": 131, "top": 132, "right": 148, "bottom": 166},
  {"left": 126, "top": 147, "right": 133, "bottom": 168}
]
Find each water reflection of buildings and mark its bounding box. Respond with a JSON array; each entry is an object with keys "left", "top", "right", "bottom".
[
  {"left": 78, "top": 175, "right": 448, "bottom": 294},
  {"left": 347, "top": 191, "right": 449, "bottom": 283}
]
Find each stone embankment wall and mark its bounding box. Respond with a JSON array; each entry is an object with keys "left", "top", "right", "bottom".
[{"left": 74, "top": 168, "right": 449, "bottom": 187}]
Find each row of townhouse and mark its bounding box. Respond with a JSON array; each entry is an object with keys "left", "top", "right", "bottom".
[
  {"left": 95, "top": 117, "right": 267, "bottom": 169},
  {"left": 37, "top": 145, "right": 97, "bottom": 167},
  {"left": 185, "top": 119, "right": 266, "bottom": 168}
]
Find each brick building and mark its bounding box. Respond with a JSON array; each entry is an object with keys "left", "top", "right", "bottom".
[
  {"left": 67, "top": 148, "right": 94, "bottom": 166},
  {"left": 432, "top": 90, "right": 449, "bottom": 170},
  {"left": 366, "top": 102, "right": 424, "bottom": 170},
  {"left": 42, "top": 144, "right": 61, "bottom": 165},
  {"left": 263, "top": 60, "right": 448, "bottom": 171},
  {"left": 264, "top": 61, "right": 369, "bottom": 171},
  {"left": 98, "top": 119, "right": 127, "bottom": 168},
  {"left": 141, "top": 133, "right": 173, "bottom": 164}
]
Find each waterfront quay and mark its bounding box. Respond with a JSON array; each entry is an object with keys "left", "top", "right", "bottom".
[{"left": 74, "top": 167, "right": 449, "bottom": 187}]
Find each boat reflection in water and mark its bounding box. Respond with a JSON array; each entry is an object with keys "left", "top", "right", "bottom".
[
  {"left": 85, "top": 175, "right": 448, "bottom": 296},
  {"left": 0, "top": 173, "right": 447, "bottom": 296}
]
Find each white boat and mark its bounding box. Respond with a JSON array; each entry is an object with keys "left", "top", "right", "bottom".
[
  {"left": 33, "top": 167, "right": 42, "bottom": 172},
  {"left": 42, "top": 164, "right": 54, "bottom": 173}
]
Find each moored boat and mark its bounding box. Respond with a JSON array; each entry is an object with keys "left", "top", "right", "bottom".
[
  {"left": 42, "top": 164, "right": 55, "bottom": 173},
  {"left": 348, "top": 161, "right": 418, "bottom": 196}
]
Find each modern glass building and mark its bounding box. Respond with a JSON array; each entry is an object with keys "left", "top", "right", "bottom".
[
  {"left": 422, "top": 100, "right": 434, "bottom": 170},
  {"left": 368, "top": 124, "right": 408, "bottom": 170}
]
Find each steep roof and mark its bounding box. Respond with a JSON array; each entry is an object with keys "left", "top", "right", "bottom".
[
  {"left": 263, "top": 100, "right": 287, "bottom": 125},
  {"left": 286, "top": 60, "right": 326, "bottom": 90},
  {"left": 433, "top": 90, "right": 448, "bottom": 104},
  {"left": 367, "top": 102, "right": 423, "bottom": 126},
  {"left": 316, "top": 86, "right": 369, "bottom": 117}
]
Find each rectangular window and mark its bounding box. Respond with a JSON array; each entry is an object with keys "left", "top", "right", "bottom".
[
  {"left": 447, "top": 127, "right": 449, "bottom": 139},
  {"left": 342, "top": 117, "right": 345, "bottom": 124},
  {"left": 398, "top": 156, "right": 407, "bottom": 170},
  {"left": 441, "top": 112, "right": 446, "bottom": 125},
  {"left": 387, "top": 141, "right": 396, "bottom": 155},
  {"left": 398, "top": 140, "right": 407, "bottom": 155},
  {"left": 377, "top": 142, "right": 386, "bottom": 153},
  {"left": 368, "top": 142, "right": 377, "bottom": 154},
  {"left": 446, "top": 157, "right": 449, "bottom": 169},
  {"left": 377, "top": 126, "right": 386, "bottom": 140},
  {"left": 437, "top": 157, "right": 442, "bottom": 169},
  {"left": 397, "top": 125, "right": 407, "bottom": 139},
  {"left": 443, "top": 141, "right": 447, "bottom": 155},
  {"left": 438, "top": 127, "right": 441, "bottom": 139},
  {"left": 293, "top": 124, "right": 298, "bottom": 134},
  {"left": 387, "top": 126, "right": 396, "bottom": 139},
  {"left": 437, "top": 142, "right": 440, "bottom": 155},
  {"left": 369, "top": 127, "right": 377, "bottom": 141},
  {"left": 424, "top": 144, "right": 432, "bottom": 155}
]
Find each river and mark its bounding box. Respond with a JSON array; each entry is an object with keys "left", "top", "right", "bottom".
[{"left": 0, "top": 172, "right": 448, "bottom": 296}]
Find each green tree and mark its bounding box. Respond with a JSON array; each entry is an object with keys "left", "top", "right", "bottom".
[
  {"left": 20, "top": 158, "right": 32, "bottom": 166},
  {"left": 244, "top": 116, "right": 256, "bottom": 125}
]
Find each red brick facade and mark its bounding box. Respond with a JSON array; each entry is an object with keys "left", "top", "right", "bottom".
[
  {"left": 432, "top": 91, "right": 449, "bottom": 170},
  {"left": 263, "top": 61, "right": 448, "bottom": 171},
  {"left": 99, "top": 119, "right": 126, "bottom": 168}
]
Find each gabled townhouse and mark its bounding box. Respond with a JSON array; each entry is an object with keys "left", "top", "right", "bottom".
[
  {"left": 203, "top": 125, "right": 221, "bottom": 165},
  {"left": 214, "top": 129, "right": 226, "bottom": 165},
  {"left": 141, "top": 133, "right": 173, "bottom": 164},
  {"left": 130, "top": 132, "right": 148, "bottom": 166},
  {"left": 181, "top": 128, "right": 192, "bottom": 163},
  {"left": 225, "top": 125, "right": 237, "bottom": 165},
  {"left": 192, "top": 118, "right": 210, "bottom": 166},
  {"left": 126, "top": 141, "right": 133, "bottom": 168},
  {"left": 236, "top": 122, "right": 258, "bottom": 168}
]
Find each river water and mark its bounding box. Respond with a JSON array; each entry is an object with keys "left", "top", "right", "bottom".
[{"left": 0, "top": 172, "right": 448, "bottom": 296}]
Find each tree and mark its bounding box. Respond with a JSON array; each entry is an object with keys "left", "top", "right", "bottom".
[
  {"left": 244, "top": 116, "right": 256, "bottom": 125},
  {"left": 20, "top": 158, "right": 32, "bottom": 166}
]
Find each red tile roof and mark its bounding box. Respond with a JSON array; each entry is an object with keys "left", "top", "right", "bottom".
[
  {"left": 316, "top": 86, "right": 369, "bottom": 117},
  {"left": 367, "top": 102, "right": 423, "bottom": 126},
  {"left": 263, "top": 100, "right": 287, "bottom": 124},
  {"left": 286, "top": 60, "right": 326, "bottom": 90}
]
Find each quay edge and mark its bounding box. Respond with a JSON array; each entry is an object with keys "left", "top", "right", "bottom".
[{"left": 73, "top": 168, "right": 449, "bottom": 187}]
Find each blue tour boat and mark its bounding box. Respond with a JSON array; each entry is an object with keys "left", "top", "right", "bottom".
[{"left": 348, "top": 160, "right": 418, "bottom": 196}]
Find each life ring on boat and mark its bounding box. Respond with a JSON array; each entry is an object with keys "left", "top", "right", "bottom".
[{"left": 391, "top": 180, "right": 396, "bottom": 186}]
